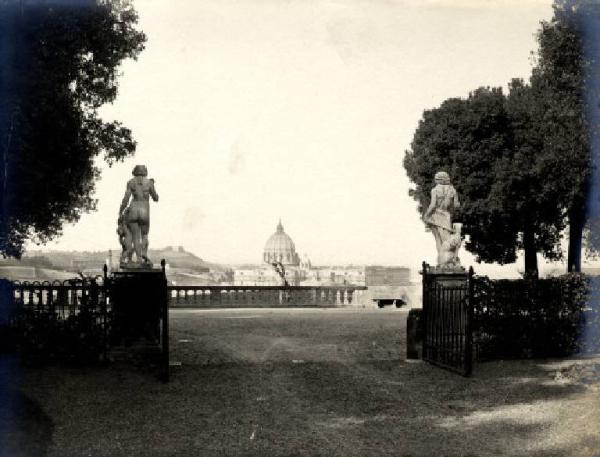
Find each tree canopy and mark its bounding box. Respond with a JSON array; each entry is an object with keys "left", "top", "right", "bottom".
[
  {"left": 0, "top": 0, "right": 145, "bottom": 257},
  {"left": 532, "top": 1, "right": 590, "bottom": 271}
]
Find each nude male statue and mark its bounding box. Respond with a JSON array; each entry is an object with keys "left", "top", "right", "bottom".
[{"left": 118, "top": 165, "right": 159, "bottom": 266}]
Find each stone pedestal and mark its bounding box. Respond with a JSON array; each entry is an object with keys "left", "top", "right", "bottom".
[
  {"left": 119, "top": 260, "right": 154, "bottom": 270},
  {"left": 110, "top": 266, "right": 167, "bottom": 346},
  {"left": 423, "top": 264, "right": 469, "bottom": 292}
]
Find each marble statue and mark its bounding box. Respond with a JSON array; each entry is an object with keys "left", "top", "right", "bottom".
[
  {"left": 118, "top": 165, "right": 159, "bottom": 267},
  {"left": 423, "top": 171, "right": 462, "bottom": 268}
]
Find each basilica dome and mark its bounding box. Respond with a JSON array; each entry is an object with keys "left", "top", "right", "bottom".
[{"left": 264, "top": 220, "right": 300, "bottom": 266}]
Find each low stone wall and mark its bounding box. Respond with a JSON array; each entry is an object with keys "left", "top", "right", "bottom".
[{"left": 167, "top": 286, "right": 368, "bottom": 308}]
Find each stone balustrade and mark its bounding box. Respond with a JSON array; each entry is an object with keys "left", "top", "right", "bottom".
[
  {"left": 5, "top": 281, "right": 368, "bottom": 311},
  {"left": 167, "top": 285, "right": 367, "bottom": 308},
  {"left": 9, "top": 279, "right": 107, "bottom": 319}
]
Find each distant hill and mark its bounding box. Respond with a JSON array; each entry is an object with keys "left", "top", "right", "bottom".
[
  {"left": 22, "top": 246, "right": 215, "bottom": 273},
  {"left": 0, "top": 265, "right": 80, "bottom": 282},
  {"left": 0, "top": 246, "right": 234, "bottom": 283},
  {"left": 149, "top": 246, "right": 209, "bottom": 271}
]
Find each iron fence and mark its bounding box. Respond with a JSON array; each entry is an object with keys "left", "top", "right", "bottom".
[{"left": 3, "top": 277, "right": 110, "bottom": 363}]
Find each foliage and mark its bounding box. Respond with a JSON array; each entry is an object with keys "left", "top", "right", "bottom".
[
  {"left": 0, "top": 0, "right": 146, "bottom": 257},
  {"left": 472, "top": 273, "right": 600, "bottom": 359},
  {"left": 533, "top": 5, "right": 588, "bottom": 207},
  {"left": 533, "top": 1, "right": 591, "bottom": 271}
]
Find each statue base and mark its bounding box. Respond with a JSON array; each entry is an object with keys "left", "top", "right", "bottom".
[
  {"left": 119, "top": 260, "right": 155, "bottom": 270},
  {"left": 427, "top": 264, "right": 466, "bottom": 275},
  {"left": 110, "top": 266, "right": 167, "bottom": 346},
  {"left": 421, "top": 262, "right": 470, "bottom": 288}
]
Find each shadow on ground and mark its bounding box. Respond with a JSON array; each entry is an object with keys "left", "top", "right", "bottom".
[
  {"left": 0, "top": 356, "right": 54, "bottom": 457},
  {"left": 6, "top": 309, "right": 600, "bottom": 457}
]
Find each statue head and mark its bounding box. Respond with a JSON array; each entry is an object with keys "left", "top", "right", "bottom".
[
  {"left": 434, "top": 171, "right": 450, "bottom": 185},
  {"left": 132, "top": 165, "right": 148, "bottom": 177}
]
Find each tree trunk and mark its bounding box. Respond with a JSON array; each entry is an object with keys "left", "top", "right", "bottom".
[
  {"left": 523, "top": 227, "right": 538, "bottom": 279},
  {"left": 567, "top": 208, "right": 585, "bottom": 273}
]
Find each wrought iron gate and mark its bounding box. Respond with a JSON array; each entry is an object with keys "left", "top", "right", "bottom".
[{"left": 421, "top": 263, "right": 474, "bottom": 376}]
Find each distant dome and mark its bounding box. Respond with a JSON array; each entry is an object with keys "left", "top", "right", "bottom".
[{"left": 264, "top": 220, "right": 300, "bottom": 266}]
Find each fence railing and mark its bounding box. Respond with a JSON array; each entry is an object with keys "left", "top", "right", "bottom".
[
  {"left": 1, "top": 277, "right": 368, "bottom": 368},
  {"left": 167, "top": 285, "right": 367, "bottom": 308},
  {"left": 2, "top": 278, "right": 110, "bottom": 362},
  {"left": 11, "top": 278, "right": 108, "bottom": 313}
]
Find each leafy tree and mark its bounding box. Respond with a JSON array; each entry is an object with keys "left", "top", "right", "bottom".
[
  {"left": 0, "top": 0, "right": 145, "bottom": 257},
  {"left": 530, "top": 0, "right": 590, "bottom": 272}
]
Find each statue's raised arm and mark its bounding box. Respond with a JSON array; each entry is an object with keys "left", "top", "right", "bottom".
[{"left": 149, "top": 178, "right": 159, "bottom": 202}]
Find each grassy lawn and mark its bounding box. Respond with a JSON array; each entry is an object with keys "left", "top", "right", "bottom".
[{"left": 2, "top": 308, "right": 600, "bottom": 457}]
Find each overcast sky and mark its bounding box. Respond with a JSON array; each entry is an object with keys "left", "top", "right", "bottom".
[{"left": 36, "top": 0, "right": 557, "bottom": 278}]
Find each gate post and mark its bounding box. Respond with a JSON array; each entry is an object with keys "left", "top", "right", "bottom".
[
  {"left": 161, "top": 259, "right": 169, "bottom": 383},
  {"left": 102, "top": 264, "right": 109, "bottom": 364},
  {"left": 464, "top": 266, "right": 474, "bottom": 377},
  {"left": 421, "top": 262, "right": 430, "bottom": 359},
  {"left": 420, "top": 262, "right": 473, "bottom": 376}
]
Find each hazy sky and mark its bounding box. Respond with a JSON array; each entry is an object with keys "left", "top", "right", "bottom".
[{"left": 37, "top": 0, "right": 557, "bottom": 277}]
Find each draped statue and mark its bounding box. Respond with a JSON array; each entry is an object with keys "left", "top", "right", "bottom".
[{"left": 423, "top": 171, "right": 462, "bottom": 268}]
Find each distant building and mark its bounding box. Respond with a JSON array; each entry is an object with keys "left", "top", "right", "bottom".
[
  {"left": 234, "top": 265, "right": 302, "bottom": 287},
  {"left": 234, "top": 221, "right": 304, "bottom": 286},
  {"left": 302, "top": 266, "right": 365, "bottom": 286},
  {"left": 263, "top": 220, "right": 300, "bottom": 265},
  {"left": 365, "top": 266, "right": 411, "bottom": 286},
  {"left": 232, "top": 221, "right": 408, "bottom": 288}
]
